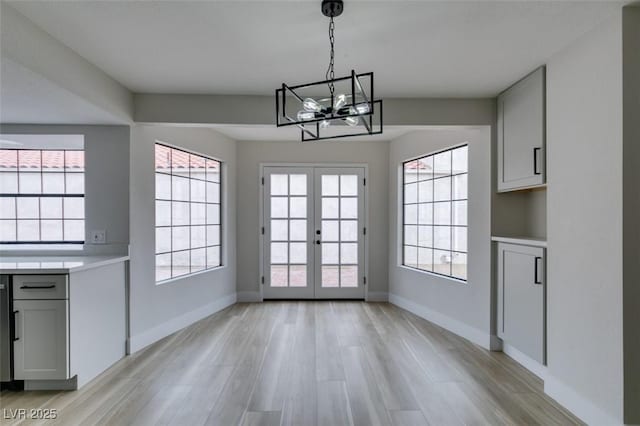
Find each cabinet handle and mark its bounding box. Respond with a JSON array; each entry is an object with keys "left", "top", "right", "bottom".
[
  {"left": 20, "top": 284, "right": 56, "bottom": 289},
  {"left": 534, "top": 257, "right": 543, "bottom": 285},
  {"left": 533, "top": 147, "right": 542, "bottom": 175},
  {"left": 13, "top": 311, "right": 19, "bottom": 341}
]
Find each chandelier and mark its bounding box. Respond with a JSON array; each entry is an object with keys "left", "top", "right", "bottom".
[{"left": 275, "top": 0, "right": 383, "bottom": 141}]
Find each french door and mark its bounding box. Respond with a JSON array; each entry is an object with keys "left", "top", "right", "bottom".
[{"left": 263, "top": 166, "right": 366, "bottom": 299}]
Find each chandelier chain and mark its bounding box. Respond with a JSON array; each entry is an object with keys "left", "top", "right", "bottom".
[{"left": 326, "top": 16, "right": 335, "bottom": 97}]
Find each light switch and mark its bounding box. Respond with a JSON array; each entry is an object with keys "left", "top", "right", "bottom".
[{"left": 91, "top": 230, "right": 106, "bottom": 244}]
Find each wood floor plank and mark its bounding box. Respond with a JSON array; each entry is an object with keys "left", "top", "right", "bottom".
[
  {"left": 340, "top": 345, "right": 393, "bottom": 426},
  {"left": 1, "top": 301, "right": 582, "bottom": 426},
  {"left": 247, "top": 323, "right": 295, "bottom": 411},
  {"left": 316, "top": 381, "right": 354, "bottom": 426},
  {"left": 281, "top": 302, "right": 317, "bottom": 426},
  {"left": 241, "top": 411, "right": 283, "bottom": 426},
  {"left": 389, "top": 410, "right": 430, "bottom": 426},
  {"left": 315, "top": 302, "right": 346, "bottom": 381}
]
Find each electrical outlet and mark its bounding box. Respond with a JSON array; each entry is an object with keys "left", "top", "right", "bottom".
[{"left": 90, "top": 230, "right": 106, "bottom": 244}]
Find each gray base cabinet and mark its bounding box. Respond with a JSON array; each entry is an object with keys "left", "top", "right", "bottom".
[
  {"left": 13, "top": 299, "right": 69, "bottom": 380},
  {"left": 497, "top": 67, "right": 546, "bottom": 191},
  {"left": 12, "top": 275, "right": 70, "bottom": 381},
  {"left": 497, "top": 242, "right": 546, "bottom": 364}
]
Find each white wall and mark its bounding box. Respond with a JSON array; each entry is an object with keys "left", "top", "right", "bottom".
[
  {"left": 0, "top": 124, "right": 130, "bottom": 256},
  {"left": 388, "top": 128, "right": 493, "bottom": 349},
  {"left": 0, "top": 4, "right": 132, "bottom": 123},
  {"left": 235, "top": 140, "right": 389, "bottom": 301},
  {"left": 545, "top": 12, "right": 624, "bottom": 424},
  {"left": 129, "top": 124, "right": 236, "bottom": 352}
]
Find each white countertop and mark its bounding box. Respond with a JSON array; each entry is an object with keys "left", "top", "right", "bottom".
[
  {"left": 491, "top": 236, "right": 547, "bottom": 248},
  {"left": 0, "top": 255, "right": 129, "bottom": 274}
]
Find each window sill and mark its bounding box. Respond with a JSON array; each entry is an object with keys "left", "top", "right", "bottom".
[
  {"left": 397, "top": 264, "right": 467, "bottom": 284},
  {"left": 155, "top": 265, "right": 227, "bottom": 286}
]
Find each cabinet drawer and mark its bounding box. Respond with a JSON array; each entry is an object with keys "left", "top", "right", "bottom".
[{"left": 13, "top": 275, "right": 68, "bottom": 300}]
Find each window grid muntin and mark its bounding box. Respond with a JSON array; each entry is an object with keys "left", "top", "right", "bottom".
[
  {"left": 154, "top": 143, "right": 222, "bottom": 282},
  {"left": 0, "top": 148, "right": 85, "bottom": 244},
  {"left": 402, "top": 145, "right": 468, "bottom": 281}
]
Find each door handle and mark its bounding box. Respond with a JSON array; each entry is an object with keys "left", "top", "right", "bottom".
[
  {"left": 20, "top": 284, "right": 56, "bottom": 289},
  {"left": 533, "top": 147, "right": 542, "bottom": 175},
  {"left": 13, "top": 310, "right": 19, "bottom": 341},
  {"left": 534, "top": 257, "right": 543, "bottom": 285}
]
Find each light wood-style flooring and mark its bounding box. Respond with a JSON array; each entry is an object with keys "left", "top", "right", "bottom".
[{"left": 1, "top": 302, "right": 582, "bottom": 425}]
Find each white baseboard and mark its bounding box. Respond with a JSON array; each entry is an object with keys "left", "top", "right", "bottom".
[
  {"left": 502, "top": 343, "right": 547, "bottom": 380},
  {"left": 366, "top": 291, "right": 388, "bottom": 302},
  {"left": 128, "top": 293, "right": 236, "bottom": 353},
  {"left": 544, "top": 374, "right": 622, "bottom": 425},
  {"left": 389, "top": 293, "right": 491, "bottom": 350},
  {"left": 237, "top": 291, "right": 262, "bottom": 302}
]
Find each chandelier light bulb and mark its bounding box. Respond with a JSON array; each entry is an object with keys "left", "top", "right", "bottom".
[
  {"left": 297, "top": 111, "right": 316, "bottom": 121},
  {"left": 303, "top": 98, "right": 322, "bottom": 112},
  {"left": 355, "top": 103, "right": 370, "bottom": 114},
  {"left": 344, "top": 116, "right": 359, "bottom": 126},
  {"left": 333, "top": 94, "right": 348, "bottom": 110}
]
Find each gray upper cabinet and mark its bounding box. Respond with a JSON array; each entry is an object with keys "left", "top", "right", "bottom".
[
  {"left": 497, "top": 242, "right": 545, "bottom": 364},
  {"left": 497, "top": 67, "right": 546, "bottom": 192}
]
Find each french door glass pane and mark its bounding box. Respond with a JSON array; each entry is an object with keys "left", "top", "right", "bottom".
[
  {"left": 320, "top": 174, "right": 359, "bottom": 288},
  {"left": 322, "top": 220, "right": 339, "bottom": 241},
  {"left": 271, "top": 220, "right": 288, "bottom": 240},
  {"left": 289, "top": 197, "right": 306, "bottom": 218},
  {"left": 271, "top": 175, "right": 288, "bottom": 195},
  {"left": 340, "top": 175, "right": 358, "bottom": 196},
  {"left": 289, "top": 175, "right": 307, "bottom": 195},
  {"left": 269, "top": 173, "right": 309, "bottom": 288},
  {"left": 340, "top": 221, "right": 358, "bottom": 241},
  {"left": 289, "top": 265, "right": 306, "bottom": 287},
  {"left": 271, "top": 265, "right": 288, "bottom": 287}
]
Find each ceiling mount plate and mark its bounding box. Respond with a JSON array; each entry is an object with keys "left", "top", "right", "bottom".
[{"left": 322, "top": 0, "right": 344, "bottom": 18}]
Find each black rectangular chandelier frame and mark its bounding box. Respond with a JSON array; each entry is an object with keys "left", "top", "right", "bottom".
[{"left": 276, "top": 70, "right": 383, "bottom": 142}]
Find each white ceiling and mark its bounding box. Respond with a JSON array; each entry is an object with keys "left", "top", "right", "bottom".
[{"left": 7, "top": 0, "right": 624, "bottom": 98}]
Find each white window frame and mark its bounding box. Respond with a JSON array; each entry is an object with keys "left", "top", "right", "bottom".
[
  {"left": 0, "top": 148, "right": 85, "bottom": 248},
  {"left": 154, "top": 142, "right": 223, "bottom": 283},
  {"left": 401, "top": 144, "right": 468, "bottom": 282}
]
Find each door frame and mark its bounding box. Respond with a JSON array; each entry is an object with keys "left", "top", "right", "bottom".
[{"left": 258, "top": 163, "right": 370, "bottom": 301}]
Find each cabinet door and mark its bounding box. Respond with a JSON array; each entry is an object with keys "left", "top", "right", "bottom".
[
  {"left": 497, "top": 67, "right": 545, "bottom": 191},
  {"left": 13, "top": 299, "right": 69, "bottom": 380},
  {"left": 497, "top": 243, "right": 545, "bottom": 364}
]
